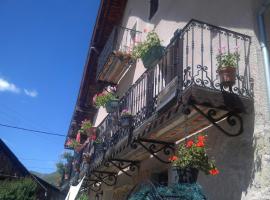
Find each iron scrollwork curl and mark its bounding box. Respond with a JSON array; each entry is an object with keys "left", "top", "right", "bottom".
[
  {"left": 130, "top": 138, "right": 175, "bottom": 164},
  {"left": 192, "top": 104, "right": 243, "bottom": 137}
]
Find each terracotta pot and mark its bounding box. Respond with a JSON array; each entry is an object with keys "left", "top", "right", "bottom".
[
  {"left": 218, "top": 67, "right": 236, "bottom": 87},
  {"left": 171, "top": 167, "right": 199, "bottom": 184}
]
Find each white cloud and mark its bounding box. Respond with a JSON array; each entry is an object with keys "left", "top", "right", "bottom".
[
  {"left": 24, "top": 89, "right": 38, "bottom": 97},
  {"left": 0, "top": 78, "right": 20, "bottom": 93}
]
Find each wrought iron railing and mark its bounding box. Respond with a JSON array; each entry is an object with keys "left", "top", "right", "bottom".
[
  {"left": 90, "top": 19, "right": 253, "bottom": 170},
  {"left": 97, "top": 26, "right": 142, "bottom": 79}
]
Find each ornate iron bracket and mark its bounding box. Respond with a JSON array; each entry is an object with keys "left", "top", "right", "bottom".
[
  {"left": 87, "top": 179, "right": 102, "bottom": 192},
  {"left": 104, "top": 159, "right": 140, "bottom": 177},
  {"left": 130, "top": 138, "right": 175, "bottom": 164},
  {"left": 191, "top": 104, "right": 243, "bottom": 137},
  {"left": 91, "top": 170, "right": 117, "bottom": 186}
]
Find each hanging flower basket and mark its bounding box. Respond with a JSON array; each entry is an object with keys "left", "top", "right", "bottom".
[
  {"left": 169, "top": 135, "right": 219, "bottom": 183},
  {"left": 120, "top": 115, "right": 133, "bottom": 127},
  {"left": 141, "top": 45, "right": 164, "bottom": 69},
  {"left": 218, "top": 67, "right": 236, "bottom": 87},
  {"left": 216, "top": 47, "right": 240, "bottom": 88},
  {"left": 171, "top": 167, "right": 199, "bottom": 184},
  {"left": 132, "top": 31, "right": 164, "bottom": 69},
  {"left": 105, "top": 99, "right": 119, "bottom": 113},
  {"left": 119, "top": 109, "right": 133, "bottom": 127},
  {"left": 93, "top": 85, "right": 118, "bottom": 113}
]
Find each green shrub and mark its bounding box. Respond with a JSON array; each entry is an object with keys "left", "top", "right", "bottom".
[
  {"left": 132, "top": 31, "right": 161, "bottom": 59},
  {"left": 0, "top": 178, "right": 38, "bottom": 200}
]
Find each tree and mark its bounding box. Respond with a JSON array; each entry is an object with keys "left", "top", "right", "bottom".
[{"left": 0, "top": 178, "right": 38, "bottom": 200}]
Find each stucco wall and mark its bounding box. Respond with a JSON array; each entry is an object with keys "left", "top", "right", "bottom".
[
  {"left": 265, "top": 7, "right": 270, "bottom": 52},
  {"left": 91, "top": 0, "right": 270, "bottom": 199}
]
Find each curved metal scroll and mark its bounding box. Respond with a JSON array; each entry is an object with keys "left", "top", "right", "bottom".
[
  {"left": 104, "top": 159, "right": 140, "bottom": 177},
  {"left": 91, "top": 170, "right": 117, "bottom": 186},
  {"left": 130, "top": 138, "right": 175, "bottom": 164},
  {"left": 191, "top": 104, "right": 243, "bottom": 137}
]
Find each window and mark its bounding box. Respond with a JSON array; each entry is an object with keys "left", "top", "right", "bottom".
[{"left": 149, "top": 0, "right": 158, "bottom": 20}]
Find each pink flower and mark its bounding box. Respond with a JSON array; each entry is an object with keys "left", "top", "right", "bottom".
[
  {"left": 66, "top": 138, "right": 72, "bottom": 146},
  {"left": 143, "top": 28, "right": 148, "bottom": 33},
  {"left": 93, "top": 94, "right": 97, "bottom": 103},
  {"left": 218, "top": 46, "right": 226, "bottom": 54},
  {"left": 76, "top": 133, "right": 81, "bottom": 143}
]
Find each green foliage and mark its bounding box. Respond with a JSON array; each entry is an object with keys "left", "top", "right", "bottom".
[
  {"left": 93, "top": 92, "right": 117, "bottom": 108},
  {"left": 67, "top": 139, "right": 81, "bottom": 149},
  {"left": 32, "top": 171, "right": 61, "bottom": 187},
  {"left": 216, "top": 51, "right": 240, "bottom": 69},
  {"left": 76, "top": 192, "right": 89, "bottom": 200},
  {"left": 172, "top": 136, "right": 217, "bottom": 175},
  {"left": 0, "top": 178, "right": 38, "bottom": 200},
  {"left": 79, "top": 119, "right": 92, "bottom": 135},
  {"left": 132, "top": 31, "right": 161, "bottom": 59},
  {"left": 62, "top": 151, "right": 73, "bottom": 162},
  {"left": 56, "top": 161, "right": 65, "bottom": 174}
]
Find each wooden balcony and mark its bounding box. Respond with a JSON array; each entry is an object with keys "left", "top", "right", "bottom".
[
  {"left": 77, "top": 19, "right": 254, "bottom": 188},
  {"left": 96, "top": 26, "right": 142, "bottom": 84}
]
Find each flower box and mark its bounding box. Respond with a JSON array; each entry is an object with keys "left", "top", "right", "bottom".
[
  {"left": 105, "top": 99, "right": 119, "bottom": 113},
  {"left": 141, "top": 45, "right": 164, "bottom": 69}
]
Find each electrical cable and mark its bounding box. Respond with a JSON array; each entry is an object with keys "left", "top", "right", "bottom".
[{"left": 0, "top": 122, "right": 65, "bottom": 137}]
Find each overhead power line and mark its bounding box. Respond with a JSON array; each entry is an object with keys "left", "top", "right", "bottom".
[{"left": 0, "top": 122, "right": 65, "bottom": 137}]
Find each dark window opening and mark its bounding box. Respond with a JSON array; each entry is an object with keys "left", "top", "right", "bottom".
[
  {"left": 149, "top": 0, "right": 158, "bottom": 20},
  {"left": 151, "top": 170, "right": 168, "bottom": 186}
]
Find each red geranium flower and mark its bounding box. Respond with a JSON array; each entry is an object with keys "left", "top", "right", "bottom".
[
  {"left": 196, "top": 140, "right": 205, "bottom": 147},
  {"left": 90, "top": 134, "right": 97, "bottom": 141},
  {"left": 186, "top": 140, "right": 194, "bottom": 148},
  {"left": 168, "top": 155, "right": 179, "bottom": 162},
  {"left": 198, "top": 135, "right": 206, "bottom": 142},
  {"left": 209, "top": 168, "right": 219, "bottom": 175}
]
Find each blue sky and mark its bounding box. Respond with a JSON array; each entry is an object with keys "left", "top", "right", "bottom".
[{"left": 0, "top": 0, "right": 99, "bottom": 173}]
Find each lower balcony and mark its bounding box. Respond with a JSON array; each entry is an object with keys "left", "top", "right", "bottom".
[{"left": 80, "top": 19, "right": 254, "bottom": 190}]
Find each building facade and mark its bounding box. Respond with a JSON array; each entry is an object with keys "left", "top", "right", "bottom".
[{"left": 65, "top": 0, "right": 270, "bottom": 199}]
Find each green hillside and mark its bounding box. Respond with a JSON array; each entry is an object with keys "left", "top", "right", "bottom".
[{"left": 31, "top": 171, "right": 60, "bottom": 187}]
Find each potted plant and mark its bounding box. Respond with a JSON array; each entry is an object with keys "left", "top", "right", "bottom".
[
  {"left": 169, "top": 135, "right": 219, "bottom": 183},
  {"left": 119, "top": 109, "right": 133, "bottom": 127},
  {"left": 216, "top": 46, "right": 240, "bottom": 87},
  {"left": 66, "top": 138, "right": 82, "bottom": 152},
  {"left": 93, "top": 86, "right": 119, "bottom": 113},
  {"left": 132, "top": 31, "right": 164, "bottom": 69}
]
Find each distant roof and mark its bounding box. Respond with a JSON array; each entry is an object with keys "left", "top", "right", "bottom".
[
  {"left": 0, "top": 138, "right": 61, "bottom": 193},
  {"left": 0, "top": 138, "right": 29, "bottom": 176}
]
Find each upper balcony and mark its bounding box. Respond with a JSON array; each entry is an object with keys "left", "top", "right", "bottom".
[
  {"left": 96, "top": 26, "right": 142, "bottom": 84},
  {"left": 80, "top": 19, "right": 254, "bottom": 184}
]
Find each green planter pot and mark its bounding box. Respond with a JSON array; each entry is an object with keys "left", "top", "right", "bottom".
[
  {"left": 119, "top": 115, "right": 133, "bottom": 127},
  {"left": 141, "top": 45, "right": 164, "bottom": 69},
  {"left": 105, "top": 99, "right": 119, "bottom": 113},
  {"left": 171, "top": 167, "right": 199, "bottom": 184}
]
